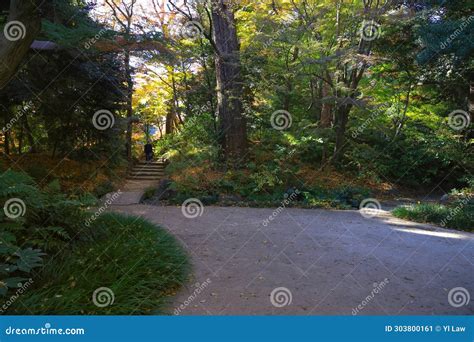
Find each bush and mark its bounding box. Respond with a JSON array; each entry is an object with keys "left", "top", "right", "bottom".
[
  {"left": 393, "top": 202, "right": 473, "bottom": 231},
  {"left": 393, "top": 181, "right": 473, "bottom": 231},
  {"left": 0, "top": 170, "right": 96, "bottom": 297},
  {"left": 93, "top": 180, "right": 115, "bottom": 198},
  {"left": 24, "top": 165, "right": 50, "bottom": 184},
  {"left": 8, "top": 214, "right": 189, "bottom": 314},
  {"left": 1, "top": 170, "right": 189, "bottom": 314}
]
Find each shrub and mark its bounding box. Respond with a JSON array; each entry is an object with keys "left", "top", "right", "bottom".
[
  {"left": 8, "top": 214, "right": 189, "bottom": 315},
  {"left": 93, "top": 180, "right": 116, "bottom": 198},
  {"left": 0, "top": 170, "right": 96, "bottom": 298},
  {"left": 1, "top": 170, "right": 189, "bottom": 314},
  {"left": 393, "top": 202, "right": 473, "bottom": 231},
  {"left": 393, "top": 180, "right": 473, "bottom": 231},
  {"left": 24, "top": 165, "right": 50, "bottom": 184}
]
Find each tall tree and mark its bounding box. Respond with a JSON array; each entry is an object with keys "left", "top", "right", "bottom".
[
  {"left": 0, "top": 0, "right": 41, "bottom": 89},
  {"left": 211, "top": 0, "right": 247, "bottom": 162},
  {"left": 104, "top": 0, "right": 138, "bottom": 161}
]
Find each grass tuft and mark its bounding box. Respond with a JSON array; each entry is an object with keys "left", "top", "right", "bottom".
[
  {"left": 9, "top": 213, "right": 189, "bottom": 315},
  {"left": 392, "top": 203, "right": 473, "bottom": 232}
]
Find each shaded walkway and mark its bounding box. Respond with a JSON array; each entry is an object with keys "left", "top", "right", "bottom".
[
  {"left": 109, "top": 161, "right": 166, "bottom": 205},
  {"left": 112, "top": 205, "right": 474, "bottom": 315}
]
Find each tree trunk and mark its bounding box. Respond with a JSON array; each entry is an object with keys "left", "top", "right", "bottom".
[
  {"left": 320, "top": 81, "right": 333, "bottom": 128},
  {"left": 18, "top": 125, "right": 24, "bottom": 154},
  {"left": 211, "top": 0, "right": 247, "bottom": 162},
  {"left": 23, "top": 113, "right": 36, "bottom": 152},
  {"left": 283, "top": 78, "right": 292, "bottom": 112},
  {"left": 171, "top": 71, "right": 184, "bottom": 126},
  {"left": 0, "top": 0, "right": 41, "bottom": 89},
  {"left": 165, "top": 111, "right": 175, "bottom": 134},
  {"left": 9, "top": 131, "right": 16, "bottom": 154},
  {"left": 469, "top": 81, "right": 474, "bottom": 115},
  {"left": 124, "top": 50, "right": 133, "bottom": 161},
  {"left": 158, "top": 121, "right": 163, "bottom": 137},
  {"left": 3, "top": 117, "right": 10, "bottom": 155},
  {"left": 332, "top": 105, "right": 351, "bottom": 163}
]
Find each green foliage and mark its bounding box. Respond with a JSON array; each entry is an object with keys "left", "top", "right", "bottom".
[
  {"left": 1, "top": 169, "right": 189, "bottom": 313},
  {"left": 93, "top": 180, "right": 115, "bottom": 198},
  {"left": 393, "top": 181, "right": 474, "bottom": 231},
  {"left": 155, "top": 113, "right": 219, "bottom": 162},
  {"left": 392, "top": 202, "right": 473, "bottom": 232},
  {"left": 0, "top": 170, "right": 96, "bottom": 298},
  {"left": 332, "top": 186, "right": 371, "bottom": 208},
  {"left": 24, "top": 165, "right": 50, "bottom": 183},
  {"left": 8, "top": 214, "right": 189, "bottom": 315},
  {"left": 142, "top": 187, "right": 157, "bottom": 201},
  {"left": 1, "top": 0, "right": 127, "bottom": 163}
]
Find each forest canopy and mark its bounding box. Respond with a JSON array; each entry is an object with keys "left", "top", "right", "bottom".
[{"left": 0, "top": 0, "right": 472, "bottom": 190}]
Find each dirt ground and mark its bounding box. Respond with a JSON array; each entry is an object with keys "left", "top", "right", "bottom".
[{"left": 112, "top": 204, "right": 474, "bottom": 315}]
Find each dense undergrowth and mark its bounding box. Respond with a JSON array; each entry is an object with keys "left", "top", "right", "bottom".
[
  {"left": 1, "top": 154, "right": 126, "bottom": 198},
  {"left": 153, "top": 113, "right": 472, "bottom": 209},
  {"left": 1, "top": 170, "right": 188, "bottom": 314}
]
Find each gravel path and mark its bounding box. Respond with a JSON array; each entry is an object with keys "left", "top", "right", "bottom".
[{"left": 112, "top": 204, "right": 474, "bottom": 315}]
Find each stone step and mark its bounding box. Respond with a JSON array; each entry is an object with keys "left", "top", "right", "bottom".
[
  {"left": 132, "top": 165, "right": 164, "bottom": 169},
  {"left": 136, "top": 162, "right": 166, "bottom": 166},
  {"left": 126, "top": 176, "right": 163, "bottom": 181},
  {"left": 135, "top": 165, "right": 166, "bottom": 168},
  {"left": 132, "top": 166, "right": 165, "bottom": 170},
  {"left": 129, "top": 172, "right": 165, "bottom": 177},
  {"left": 133, "top": 167, "right": 165, "bottom": 171}
]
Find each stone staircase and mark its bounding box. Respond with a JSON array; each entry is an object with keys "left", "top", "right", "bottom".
[{"left": 126, "top": 159, "right": 167, "bottom": 181}]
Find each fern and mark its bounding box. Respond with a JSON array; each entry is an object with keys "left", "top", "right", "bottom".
[{"left": 0, "top": 170, "right": 94, "bottom": 297}]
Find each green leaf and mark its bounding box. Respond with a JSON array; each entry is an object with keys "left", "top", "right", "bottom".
[{"left": 14, "top": 248, "right": 45, "bottom": 272}]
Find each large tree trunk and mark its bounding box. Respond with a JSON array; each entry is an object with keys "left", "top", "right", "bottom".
[
  {"left": 211, "top": 0, "right": 247, "bottom": 162},
  {"left": 0, "top": 0, "right": 41, "bottom": 89}
]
